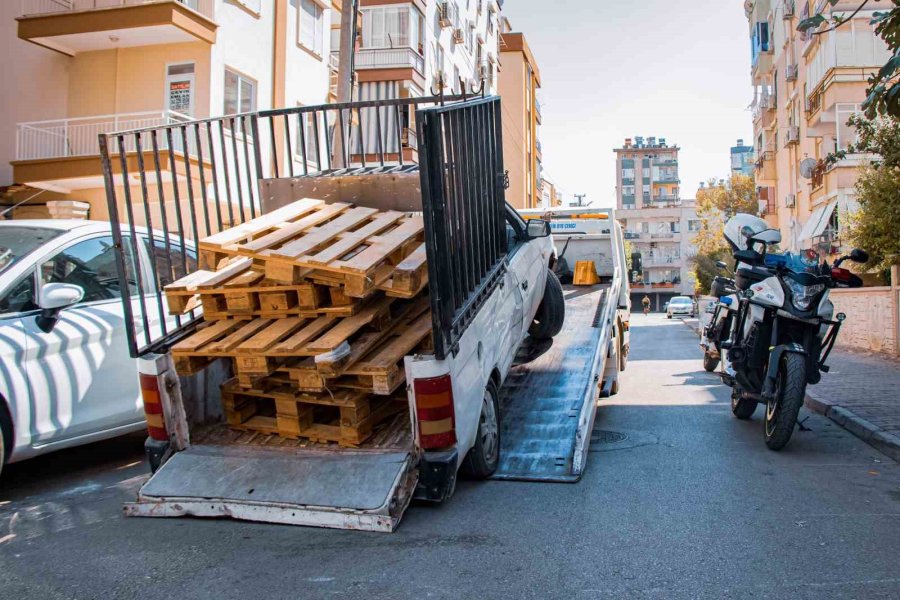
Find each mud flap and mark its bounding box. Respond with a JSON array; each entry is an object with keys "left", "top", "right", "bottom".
[{"left": 124, "top": 445, "right": 417, "bottom": 532}]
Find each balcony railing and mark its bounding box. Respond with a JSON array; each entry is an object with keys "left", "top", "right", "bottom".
[
  {"left": 654, "top": 175, "right": 679, "bottom": 184},
  {"left": 20, "top": 0, "right": 215, "bottom": 19},
  {"left": 355, "top": 47, "right": 425, "bottom": 73},
  {"left": 16, "top": 110, "right": 192, "bottom": 160}
]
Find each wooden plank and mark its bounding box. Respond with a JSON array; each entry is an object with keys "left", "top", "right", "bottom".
[
  {"left": 236, "top": 318, "right": 308, "bottom": 354},
  {"left": 301, "top": 211, "right": 405, "bottom": 266},
  {"left": 199, "top": 198, "right": 323, "bottom": 249},
  {"left": 205, "top": 319, "right": 274, "bottom": 353},
  {"left": 267, "top": 206, "right": 379, "bottom": 260},
  {"left": 243, "top": 202, "right": 350, "bottom": 254},
  {"left": 304, "top": 296, "right": 394, "bottom": 353},
  {"left": 171, "top": 319, "right": 245, "bottom": 354},
  {"left": 349, "top": 311, "right": 433, "bottom": 373},
  {"left": 390, "top": 242, "right": 428, "bottom": 292},
  {"left": 332, "top": 216, "right": 424, "bottom": 274},
  {"left": 193, "top": 257, "right": 254, "bottom": 290},
  {"left": 165, "top": 269, "right": 217, "bottom": 293},
  {"left": 271, "top": 316, "right": 337, "bottom": 355}
]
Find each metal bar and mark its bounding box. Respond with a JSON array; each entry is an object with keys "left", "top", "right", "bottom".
[
  {"left": 395, "top": 104, "right": 405, "bottom": 167},
  {"left": 268, "top": 115, "right": 280, "bottom": 179},
  {"left": 117, "top": 134, "right": 152, "bottom": 348},
  {"left": 134, "top": 131, "right": 168, "bottom": 341},
  {"left": 374, "top": 104, "right": 385, "bottom": 166},
  {"left": 490, "top": 98, "right": 506, "bottom": 258},
  {"left": 337, "top": 108, "right": 348, "bottom": 170},
  {"left": 228, "top": 117, "right": 246, "bottom": 223},
  {"left": 180, "top": 125, "right": 201, "bottom": 247},
  {"left": 448, "top": 109, "right": 471, "bottom": 296},
  {"left": 241, "top": 116, "right": 257, "bottom": 219},
  {"left": 218, "top": 119, "right": 236, "bottom": 227},
  {"left": 282, "top": 113, "right": 294, "bottom": 178},
  {"left": 356, "top": 106, "right": 366, "bottom": 169},
  {"left": 205, "top": 121, "right": 225, "bottom": 231},
  {"left": 166, "top": 128, "right": 190, "bottom": 275},
  {"left": 297, "top": 113, "right": 309, "bottom": 175},
  {"left": 193, "top": 122, "right": 212, "bottom": 237},
  {"left": 149, "top": 130, "right": 182, "bottom": 331},
  {"left": 321, "top": 110, "right": 332, "bottom": 171},
  {"left": 99, "top": 133, "right": 139, "bottom": 358}
]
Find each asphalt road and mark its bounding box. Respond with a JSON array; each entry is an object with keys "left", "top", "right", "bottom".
[{"left": 2, "top": 314, "right": 899, "bottom": 600}]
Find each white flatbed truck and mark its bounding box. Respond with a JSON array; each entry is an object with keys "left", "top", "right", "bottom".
[{"left": 98, "top": 96, "right": 629, "bottom": 531}]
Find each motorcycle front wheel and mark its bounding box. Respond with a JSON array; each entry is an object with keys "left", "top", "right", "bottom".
[{"left": 764, "top": 353, "right": 807, "bottom": 450}]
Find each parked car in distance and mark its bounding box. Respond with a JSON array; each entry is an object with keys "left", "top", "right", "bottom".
[
  {"left": 0, "top": 220, "right": 195, "bottom": 478},
  {"left": 666, "top": 296, "right": 694, "bottom": 319}
]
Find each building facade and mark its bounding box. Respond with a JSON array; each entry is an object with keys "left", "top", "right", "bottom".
[
  {"left": 614, "top": 136, "right": 698, "bottom": 307},
  {"left": 3, "top": 0, "right": 336, "bottom": 219},
  {"left": 498, "top": 19, "right": 541, "bottom": 209},
  {"left": 540, "top": 174, "right": 562, "bottom": 208},
  {"left": 730, "top": 138, "right": 754, "bottom": 177},
  {"left": 745, "top": 0, "right": 890, "bottom": 255}
]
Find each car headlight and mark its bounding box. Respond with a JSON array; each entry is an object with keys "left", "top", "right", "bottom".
[{"left": 785, "top": 279, "right": 825, "bottom": 311}]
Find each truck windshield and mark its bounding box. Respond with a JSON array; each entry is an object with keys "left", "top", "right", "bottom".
[{"left": 0, "top": 227, "right": 64, "bottom": 273}]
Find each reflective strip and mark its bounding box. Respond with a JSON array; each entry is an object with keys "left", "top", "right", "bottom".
[
  {"left": 145, "top": 413, "right": 165, "bottom": 429},
  {"left": 419, "top": 417, "right": 454, "bottom": 436}
]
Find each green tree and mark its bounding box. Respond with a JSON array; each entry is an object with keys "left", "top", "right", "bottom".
[
  {"left": 799, "top": 1, "right": 900, "bottom": 118},
  {"left": 690, "top": 174, "right": 760, "bottom": 294}
]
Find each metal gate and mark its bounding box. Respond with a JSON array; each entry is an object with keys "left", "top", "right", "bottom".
[{"left": 416, "top": 97, "right": 508, "bottom": 360}]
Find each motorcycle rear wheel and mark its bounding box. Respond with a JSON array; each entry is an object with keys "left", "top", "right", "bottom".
[
  {"left": 764, "top": 353, "right": 806, "bottom": 450},
  {"left": 731, "top": 389, "right": 756, "bottom": 420}
]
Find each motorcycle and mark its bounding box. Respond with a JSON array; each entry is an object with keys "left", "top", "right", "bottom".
[{"left": 701, "top": 214, "right": 868, "bottom": 450}]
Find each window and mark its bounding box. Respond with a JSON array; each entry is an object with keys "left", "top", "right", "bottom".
[
  {"left": 143, "top": 238, "right": 197, "bottom": 289},
  {"left": 40, "top": 236, "right": 139, "bottom": 304},
  {"left": 361, "top": 5, "right": 423, "bottom": 50},
  {"left": 621, "top": 159, "right": 635, "bottom": 169},
  {"left": 300, "top": 0, "right": 325, "bottom": 56},
  {"left": 621, "top": 168, "right": 635, "bottom": 178},
  {"left": 688, "top": 219, "right": 701, "bottom": 232},
  {"left": 224, "top": 69, "right": 257, "bottom": 116},
  {"left": 166, "top": 63, "right": 195, "bottom": 116},
  {"left": 297, "top": 111, "right": 320, "bottom": 164},
  {"left": 622, "top": 185, "right": 635, "bottom": 196},
  {"left": 0, "top": 272, "right": 37, "bottom": 315}
]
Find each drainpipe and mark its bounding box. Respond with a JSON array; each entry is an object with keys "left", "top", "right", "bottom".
[{"left": 271, "top": 0, "right": 288, "bottom": 177}]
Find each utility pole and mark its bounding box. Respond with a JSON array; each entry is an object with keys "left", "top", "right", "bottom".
[
  {"left": 573, "top": 194, "right": 588, "bottom": 207},
  {"left": 333, "top": 0, "right": 359, "bottom": 168}
]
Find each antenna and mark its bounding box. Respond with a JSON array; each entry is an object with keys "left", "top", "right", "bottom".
[{"left": 573, "top": 193, "right": 588, "bottom": 207}]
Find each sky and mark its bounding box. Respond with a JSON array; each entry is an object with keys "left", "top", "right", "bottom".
[{"left": 501, "top": 0, "right": 753, "bottom": 206}]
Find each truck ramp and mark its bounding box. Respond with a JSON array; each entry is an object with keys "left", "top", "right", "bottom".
[{"left": 493, "top": 285, "right": 610, "bottom": 482}]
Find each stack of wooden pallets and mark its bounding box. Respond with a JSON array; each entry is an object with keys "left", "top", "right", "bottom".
[{"left": 164, "top": 198, "right": 432, "bottom": 447}]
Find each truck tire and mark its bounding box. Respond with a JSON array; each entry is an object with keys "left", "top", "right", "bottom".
[
  {"left": 764, "top": 353, "right": 806, "bottom": 451},
  {"left": 460, "top": 381, "right": 500, "bottom": 479},
  {"left": 529, "top": 269, "right": 565, "bottom": 340}
]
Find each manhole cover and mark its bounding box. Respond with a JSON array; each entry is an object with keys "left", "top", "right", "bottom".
[{"left": 591, "top": 430, "right": 628, "bottom": 444}]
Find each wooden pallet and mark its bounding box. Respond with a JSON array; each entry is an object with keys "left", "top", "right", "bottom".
[
  {"left": 220, "top": 379, "right": 405, "bottom": 446},
  {"left": 196, "top": 198, "right": 425, "bottom": 297}
]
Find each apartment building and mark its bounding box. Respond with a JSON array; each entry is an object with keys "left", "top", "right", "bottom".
[
  {"left": 498, "top": 18, "right": 541, "bottom": 210},
  {"left": 730, "top": 138, "right": 754, "bottom": 177},
  {"left": 614, "top": 136, "right": 698, "bottom": 308},
  {"left": 540, "top": 174, "right": 562, "bottom": 208},
  {"left": 745, "top": 0, "right": 890, "bottom": 255},
  {"left": 2, "top": 0, "right": 336, "bottom": 220}
]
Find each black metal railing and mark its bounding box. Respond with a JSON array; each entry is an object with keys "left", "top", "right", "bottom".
[
  {"left": 417, "top": 96, "right": 508, "bottom": 360},
  {"left": 99, "top": 93, "right": 475, "bottom": 358}
]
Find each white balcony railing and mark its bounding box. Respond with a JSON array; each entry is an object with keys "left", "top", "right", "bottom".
[
  {"left": 355, "top": 47, "right": 425, "bottom": 74},
  {"left": 20, "top": 0, "right": 215, "bottom": 20},
  {"left": 16, "top": 110, "right": 192, "bottom": 161}
]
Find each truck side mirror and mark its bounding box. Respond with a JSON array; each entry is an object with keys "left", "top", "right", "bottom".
[
  {"left": 526, "top": 219, "right": 551, "bottom": 239},
  {"left": 36, "top": 283, "right": 84, "bottom": 333}
]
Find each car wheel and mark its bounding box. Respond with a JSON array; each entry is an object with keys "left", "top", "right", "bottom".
[
  {"left": 529, "top": 269, "right": 565, "bottom": 340},
  {"left": 460, "top": 381, "right": 501, "bottom": 479}
]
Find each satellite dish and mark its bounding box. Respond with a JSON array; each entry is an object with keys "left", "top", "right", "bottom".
[{"left": 800, "top": 158, "right": 817, "bottom": 179}]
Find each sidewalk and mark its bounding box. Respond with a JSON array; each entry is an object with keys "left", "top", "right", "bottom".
[{"left": 680, "top": 318, "right": 900, "bottom": 461}]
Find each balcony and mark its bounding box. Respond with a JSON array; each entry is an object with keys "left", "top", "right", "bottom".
[
  {"left": 654, "top": 175, "right": 680, "bottom": 184},
  {"left": 754, "top": 149, "right": 776, "bottom": 183},
  {"left": 752, "top": 95, "right": 776, "bottom": 129},
  {"left": 354, "top": 47, "right": 425, "bottom": 87},
  {"left": 535, "top": 99, "right": 542, "bottom": 123},
  {"left": 643, "top": 257, "right": 683, "bottom": 268},
  {"left": 13, "top": 110, "right": 196, "bottom": 189},
  {"left": 653, "top": 158, "right": 678, "bottom": 167},
  {"left": 18, "top": 0, "right": 217, "bottom": 56}
]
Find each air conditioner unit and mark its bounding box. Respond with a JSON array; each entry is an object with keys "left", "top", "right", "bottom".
[
  {"left": 786, "top": 64, "right": 799, "bottom": 81},
  {"left": 785, "top": 126, "right": 800, "bottom": 146},
  {"left": 782, "top": 0, "right": 794, "bottom": 18},
  {"left": 785, "top": 193, "right": 796, "bottom": 208},
  {"left": 478, "top": 62, "right": 489, "bottom": 79},
  {"left": 453, "top": 28, "right": 464, "bottom": 44},
  {"left": 439, "top": 2, "right": 453, "bottom": 27},
  {"left": 488, "top": 0, "right": 498, "bottom": 13}
]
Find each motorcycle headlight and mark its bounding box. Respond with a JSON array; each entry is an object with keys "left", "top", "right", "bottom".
[{"left": 785, "top": 279, "right": 825, "bottom": 311}]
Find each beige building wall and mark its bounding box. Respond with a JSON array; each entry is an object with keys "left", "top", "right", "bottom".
[
  {"left": 499, "top": 29, "right": 541, "bottom": 210},
  {"left": 746, "top": 0, "right": 890, "bottom": 255}
]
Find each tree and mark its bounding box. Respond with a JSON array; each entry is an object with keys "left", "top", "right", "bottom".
[
  {"left": 799, "top": 0, "right": 900, "bottom": 118},
  {"left": 690, "top": 174, "right": 760, "bottom": 294}
]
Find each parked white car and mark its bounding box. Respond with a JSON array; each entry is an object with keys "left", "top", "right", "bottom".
[
  {"left": 666, "top": 296, "right": 694, "bottom": 319},
  {"left": 0, "top": 220, "right": 195, "bottom": 478}
]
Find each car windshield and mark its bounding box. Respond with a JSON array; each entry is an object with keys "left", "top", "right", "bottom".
[
  {"left": 0, "top": 226, "right": 64, "bottom": 273},
  {"left": 671, "top": 298, "right": 691, "bottom": 305}
]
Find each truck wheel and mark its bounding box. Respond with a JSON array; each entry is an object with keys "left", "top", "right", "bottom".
[
  {"left": 764, "top": 353, "right": 806, "bottom": 451},
  {"left": 460, "top": 381, "right": 500, "bottom": 479},
  {"left": 529, "top": 269, "right": 565, "bottom": 340}
]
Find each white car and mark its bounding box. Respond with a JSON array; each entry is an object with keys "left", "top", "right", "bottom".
[
  {"left": 0, "top": 220, "right": 194, "bottom": 477},
  {"left": 666, "top": 296, "right": 695, "bottom": 319}
]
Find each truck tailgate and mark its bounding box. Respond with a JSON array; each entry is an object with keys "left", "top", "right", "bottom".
[
  {"left": 125, "top": 445, "right": 417, "bottom": 532},
  {"left": 493, "top": 284, "right": 609, "bottom": 482}
]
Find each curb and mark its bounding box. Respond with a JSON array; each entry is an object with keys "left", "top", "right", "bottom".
[{"left": 804, "top": 390, "right": 900, "bottom": 462}]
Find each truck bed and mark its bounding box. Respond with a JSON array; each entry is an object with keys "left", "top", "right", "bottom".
[{"left": 493, "top": 284, "right": 609, "bottom": 482}]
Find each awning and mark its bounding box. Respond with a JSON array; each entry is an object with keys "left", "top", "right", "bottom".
[{"left": 799, "top": 200, "right": 837, "bottom": 241}]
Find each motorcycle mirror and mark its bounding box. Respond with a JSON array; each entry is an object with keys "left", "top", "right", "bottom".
[
  {"left": 715, "top": 260, "right": 728, "bottom": 270},
  {"left": 849, "top": 248, "right": 869, "bottom": 263}
]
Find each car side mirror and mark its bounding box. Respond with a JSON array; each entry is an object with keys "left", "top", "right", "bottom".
[
  {"left": 36, "top": 283, "right": 83, "bottom": 333},
  {"left": 849, "top": 248, "right": 869, "bottom": 263},
  {"left": 526, "top": 219, "right": 551, "bottom": 239}
]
